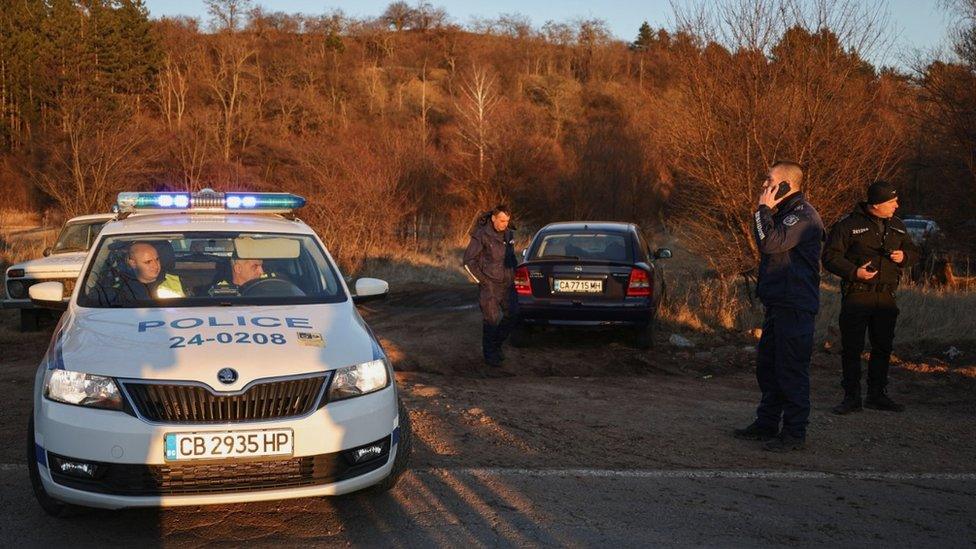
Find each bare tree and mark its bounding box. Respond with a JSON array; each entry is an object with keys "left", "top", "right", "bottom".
[
  {"left": 409, "top": 2, "right": 448, "bottom": 31},
  {"left": 661, "top": 0, "right": 900, "bottom": 275},
  {"left": 524, "top": 74, "right": 580, "bottom": 141},
  {"left": 381, "top": 2, "right": 413, "bottom": 31},
  {"left": 33, "top": 105, "right": 149, "bottom": 217},
  {"left": 454, "top": 65, "right": 500, "bottom": 181},
  {"left": 205, "top": 0, "right": 253, "bottom": 32},
  {"left": 203, "top": 34, "right": 256, "bottom": 161}
]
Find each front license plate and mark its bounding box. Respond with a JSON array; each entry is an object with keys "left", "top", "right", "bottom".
[
  {"left": 553, "top": 279, "right": 604, "bottom": 293},
  {"left": 164, "top": 429, "right": 293, "bottom": 461}
]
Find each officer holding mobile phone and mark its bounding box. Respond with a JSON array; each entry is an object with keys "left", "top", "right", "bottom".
[
  {"left": 823, "top": 181, "right": 919, "bottom": 414},
  {"left": 734, "top": 161, "right": 824, "bottom": 452}
]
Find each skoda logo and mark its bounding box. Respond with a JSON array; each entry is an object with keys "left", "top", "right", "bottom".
[
  {"left": 217, "top": 368, "right": 238, "bottom": 385},
  {"left": 574, "top": 265, "right": 583, "bottom": 272}
]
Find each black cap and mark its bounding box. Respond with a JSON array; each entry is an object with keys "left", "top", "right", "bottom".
[{"left": 867, "top": 181, "right": 898, "bottom": 205}]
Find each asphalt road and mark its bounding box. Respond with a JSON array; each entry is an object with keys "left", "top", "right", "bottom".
[{"left": 2, "top": 465, "right": 974, "bottom": 547}]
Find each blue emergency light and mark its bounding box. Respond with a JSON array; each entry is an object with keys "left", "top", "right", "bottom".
[{"left": 116, "top": 189, "right": 305, "bottom": 214}]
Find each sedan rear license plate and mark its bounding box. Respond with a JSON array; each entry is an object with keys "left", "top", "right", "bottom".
[
  {"left": 554, "top": 279, "right": 603, "bottom": 293},
  {"left": 165, "top": 429, "right": 293, "bottom": 461}
]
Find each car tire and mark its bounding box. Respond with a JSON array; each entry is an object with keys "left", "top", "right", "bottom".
[
  {"left": 509, "top": 322, "right": 533, "bottom": 348},
  {"left": 20, "top": 309, "right": 42, "bottom": 332},
  {"left": 634, "top": 322, "right": 654, "bottom": 350},
  {"left": 367, "top": 399, "right": 413, "bottom": 494},
  {"left": 27, "top": 414, "right": 86, "bottom": 518}
]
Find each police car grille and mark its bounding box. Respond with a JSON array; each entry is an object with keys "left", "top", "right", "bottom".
[{"left": 123, "top": 376, "right": 326, "bottom": 423}]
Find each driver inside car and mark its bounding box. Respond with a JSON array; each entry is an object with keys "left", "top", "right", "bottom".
[{"left": 209, "top": 257, "right": 267, "bottom": 296}]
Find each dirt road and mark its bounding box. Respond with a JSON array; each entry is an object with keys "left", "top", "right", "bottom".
[{"left": 1, "top": 285, "right": 974, "bottom": 546}]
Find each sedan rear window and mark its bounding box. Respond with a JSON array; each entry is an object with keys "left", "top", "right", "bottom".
[{"left": 531, "top": 232, "right": 632, "bottom": 262}]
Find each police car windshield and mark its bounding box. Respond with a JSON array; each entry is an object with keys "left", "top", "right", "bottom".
[
  {"left": 52, "top": 221, "right": 106, "bottom": 253},
  {"left": 531, "top": 232, "right": 632, "bottom": 262},
  {"left": 78, "top": 232, "right": 347, "bottom": 308}
]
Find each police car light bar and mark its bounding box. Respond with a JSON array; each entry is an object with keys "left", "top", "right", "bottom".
[{"left": 116, "top": 189, "right": 306, "bottom": 214}]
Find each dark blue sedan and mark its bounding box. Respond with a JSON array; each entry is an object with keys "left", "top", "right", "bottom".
[{"left": 513, "top": 222, "right": 671, "bottom": 349}]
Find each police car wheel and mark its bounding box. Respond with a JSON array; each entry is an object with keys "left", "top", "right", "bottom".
[
  {"left": 26, "top": 414, "right": 87, "bottom": 518},
  {"left": 366, "top": 399, "right": 413, "bottom": 494},
  {"left": 634, "top": 322, "right": 654, "bottom": 350}
]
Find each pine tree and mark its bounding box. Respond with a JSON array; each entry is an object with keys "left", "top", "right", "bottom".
[
  {"left": 113, "top": 0, "right": 162, "bottom": 98},
  {"left": 0, "top": 0, "right": 46, "bottom": 149},
  {"left": 632, "top": 21, "right": 653, "bottom": 50},
  {"left": 39, "top": 0, "right": 92, "bottom": 128}
]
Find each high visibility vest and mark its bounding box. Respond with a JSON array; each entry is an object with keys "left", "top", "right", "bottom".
[{"left": 155, "top": 273, "right": 185, "bottom": 299}]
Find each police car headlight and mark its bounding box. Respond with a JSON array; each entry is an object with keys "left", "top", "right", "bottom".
[
  {"left": 328, "top": 359, "right": 390, "bottom": 401},
  {"left": 44, "top": 370, "right": 123, "bottom": 410}
]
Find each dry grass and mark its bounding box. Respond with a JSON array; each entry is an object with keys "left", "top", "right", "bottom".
[
  {"left": 659, "top": 273, "right": 976, "bottom": 346},
  {"left": 651, "top": 231, "right": 976, "bottom": 345},
  {"left": 0, "top": 209, "right": 43, "bottom": 229},
  {"left": 1, "top": 210, "right": 57, "bottom": 299},
  {"left": 357, "top": 247, "right": 469, "bottom": 286},
  {"left": 0, "top": 234, "right": 54, "bottom": 270}
]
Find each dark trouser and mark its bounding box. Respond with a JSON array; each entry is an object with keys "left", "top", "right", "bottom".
[
  {"left": 479, "top": 281, "right": 517, "bottom": 364},
  {"left": 756, "top": 306, "right": 815, "bottom": 438},
  {"left": 839, "top": 290, "right": 899, "bottom": 398}
]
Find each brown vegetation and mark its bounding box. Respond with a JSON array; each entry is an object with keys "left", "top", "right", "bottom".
[{"left": 0, "top": 0, "right": 974, "bottom": 274}]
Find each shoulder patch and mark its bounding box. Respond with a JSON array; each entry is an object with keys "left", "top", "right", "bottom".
[
  {"left": 793, "top": 203, "right": 804, "bottom": 212},
  {"left": 783, "top": 215, "right": 800, "bottom": 227}
]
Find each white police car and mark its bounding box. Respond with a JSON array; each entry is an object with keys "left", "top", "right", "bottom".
[{"left": 26, "top": 190, "right": 411, "bottom": 516}]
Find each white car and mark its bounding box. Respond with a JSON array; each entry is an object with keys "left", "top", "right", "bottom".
[
  {"left": 3, "top": 214, "right": 113, "bottom": 331},
  {"left": 26, "top": 190, "right": 410, "bottom": 516},
  {"left": 903, "top": 216, "right": 941, "bottom": 246}
]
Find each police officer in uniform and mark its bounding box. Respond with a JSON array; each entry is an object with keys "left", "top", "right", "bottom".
[
  {"left": 463, "top": 205, "right": 518, "bottom": 372},
  {"left": 100, "top": 241, "right": 185, "bottom": 305},
  {"left": 735, "top": 161, "right": 825, "bottom": 452},
  {"left": 823, "top": 181, "right": 918, "bottom": 414},
  {"left": 209, "top": 257, "right": 267, "bottom": 295}
]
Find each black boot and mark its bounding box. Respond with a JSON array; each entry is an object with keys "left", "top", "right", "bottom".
[
  {"left": 763, "top": 433, "right": 806, "bottom": 452},
  {"left": 733, "top": 422, "right": 778, "bottom": 441},
  {"left": 483, "top": 324, "right": 502, "bottom": 367},
  {"left": 832, "top": 394, "right": 863, "bottom": 415},
  {"left": 865, "top": 392, "right": 904, "bottom": 412}
]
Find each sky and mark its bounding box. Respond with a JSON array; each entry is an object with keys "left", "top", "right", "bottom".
[{"left": 145, "top": 0, "right": 954, "bottom": 67}]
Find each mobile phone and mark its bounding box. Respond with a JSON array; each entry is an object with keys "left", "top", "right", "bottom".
[
  {"left": 774, "top": 181, "right": 791, "bottom": 200},
  {"left": 865, "top": 263, "right": 878, "bottom": 273}
]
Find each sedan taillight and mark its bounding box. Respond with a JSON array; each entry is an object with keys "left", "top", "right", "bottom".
[
  {"left": 626, "top": 268, "right": 651, "bottom": 297},
  {"left": 515, "top": 266, "right": 532, "bottom": 295}
]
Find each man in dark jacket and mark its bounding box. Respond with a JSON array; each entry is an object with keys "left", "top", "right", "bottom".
[
  {"left": 95, "top": 241, "right": 185, "bottom": 305},
  {"left": 822, "top": 181, "right": 919, "bottom": 414},
  {"left": 735, "top": 161, "right": 825, "bottom": 452},
  {"left": 463, "top": 205, "right": 518, "bottom": 371}
]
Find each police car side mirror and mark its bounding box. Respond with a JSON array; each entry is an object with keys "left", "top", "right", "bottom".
[
  {"left": 654, "top": 248, "right": 672, "bottom": 260},
  {"left": 29, "top": 281, "right": 68, "bottom": 311},
  {"left": 353, "top": 277, "right": 389, "bottom": 304}
]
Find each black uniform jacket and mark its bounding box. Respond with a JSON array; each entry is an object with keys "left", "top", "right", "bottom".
[
  {"left": 752, "top": 192, "right": 825, "bottom": 314},
  {"left": 822, "top": 203, "right": 919, "bottom": 286},
  {"left": 462, "top": 213, "right": 517, "bottom": 286}
]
